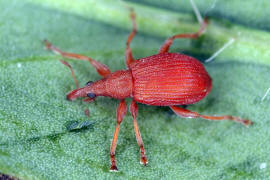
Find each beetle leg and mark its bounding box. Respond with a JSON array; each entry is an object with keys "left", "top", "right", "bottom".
[
  {"left": 170, "top": 106, "right": 253, "bottom": 126},
  {"left": 130, "top": 100, "right": 148, "bottom": 166},
  {"left": 59, "top": 59, "right": 79, "bottom": 89},
  {"left": 159, "top": 18, "right": 208, "bottom": 54},
  {"left": 110, "top": 99, "right": 127, "bottom": 172},
  {"left": 125, "top": 9, "right": 137, "bottom": 68},
  {"left": 44, "top": 40, "right": 111, "bottom": 77}
]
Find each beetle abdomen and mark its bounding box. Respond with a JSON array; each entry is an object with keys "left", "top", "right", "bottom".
[{"left": 130, "top": 53, "right": 212, "bottom": 106}]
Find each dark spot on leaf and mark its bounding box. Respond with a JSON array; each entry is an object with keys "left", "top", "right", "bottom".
[
  {"left": 47, "top": 134, "right": 61, "bottom": 142},
  {"left": 66, "top": 120, "right": 95, "bottom": 132},
  {"left": 66, "top": 121, "right": 79, "bottom": 131},
  {"left": 0, "top": 151, "right": 9, "bottom": 157},
  {"left": 28, "top": 136, "right": 40, "bottom": 143},
  {"left": 218, "top": 157, "right": 260, "bottom": 179}
]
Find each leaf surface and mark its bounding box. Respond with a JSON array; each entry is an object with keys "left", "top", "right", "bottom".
[{"left": 0, "top": 0, "right": 269, "bottom": 179}]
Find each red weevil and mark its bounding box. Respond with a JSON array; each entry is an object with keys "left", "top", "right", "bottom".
[{"left": 45, "top": 10, "right": 252, "bottom": 171}]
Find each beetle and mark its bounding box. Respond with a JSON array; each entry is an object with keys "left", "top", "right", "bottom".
[{"left": 44, "top": 10, "right": 252, "bottom": 171}]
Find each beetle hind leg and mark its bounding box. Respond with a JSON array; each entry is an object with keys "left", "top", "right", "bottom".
[
  {"left": 170, "top": 106, "right": 253, "bottom": 126},
  {"left": 159, "top": 0, "right": 208, "bottom": 54},
  {"left": 159, "top": 18, "right": 208, "bottom": 54},
  {"left": 130, "top": 100, "right": 148, "bottom": 166}
]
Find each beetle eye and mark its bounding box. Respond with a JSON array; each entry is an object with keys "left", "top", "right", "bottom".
[
  {"left": 87, "top": 93, "right": 96, "bottom": 99},
  {"left": 86, "top": 81, "right": 93, "bottom": 86}
]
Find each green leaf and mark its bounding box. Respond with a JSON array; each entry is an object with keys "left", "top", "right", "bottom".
[{"left": 0, "top": 0, "right": 270, "bottom": 179}]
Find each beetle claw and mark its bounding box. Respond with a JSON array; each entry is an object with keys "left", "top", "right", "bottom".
[
  {"left": 242, "top": 119, "right": 253, "bottom": 127},
  {"left": 110, "top": 165, "right": 118, "bottom": 172},
  {"left": 140, "top": 157, "right": 148, "bottom": 166}
]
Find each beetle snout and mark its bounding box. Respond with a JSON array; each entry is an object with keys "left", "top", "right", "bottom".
[
  {"left": 66, "top": 88, "right": 84, "bottom": 101},
  {"left": 66, "top": 85, "right": 96, "bottom": 100}
]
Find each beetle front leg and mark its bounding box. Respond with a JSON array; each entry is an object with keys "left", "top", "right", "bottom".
[
  {"left": 44, "top": 40, "right": 111, "bottom": 77},
  {"left": 170, "top": 106, "right": 252, "bottom": 126},
  {"left": 130, "top": 100, "right": 148, "bottom": 166},
  {"left": 125, "top": 9, "right": 137, "bottom": 68},
  {"left": 110, "top": 99, "right": 127, "bottom": 172}
]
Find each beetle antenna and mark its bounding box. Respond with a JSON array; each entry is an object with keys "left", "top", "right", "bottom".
[
  {"left": 60, "top": 59, "right": 79, "bottom": 89},
  {"left": 205, "top": 38, "right": 235, "bottom": 63},
  {"left": 85, "top": 108, "right": 90, "bottom": 117}
]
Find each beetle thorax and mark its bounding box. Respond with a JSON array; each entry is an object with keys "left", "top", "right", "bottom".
[{"left": 91, "top": 70, "right": 133, "bottom": 99}]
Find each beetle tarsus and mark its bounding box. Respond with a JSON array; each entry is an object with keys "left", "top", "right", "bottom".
[
  {"left": 110, "top": 165, "right": 118, "bottom": 172},
  {"left": 171, "top": 106, "right": 253, "bottom": 127},
  {"left": 44, "top": 39, "right": 59, "bottom": 54},
  {"left": 218, "top": 115, "right": 253, "bottom": 127},
  {"left": 139, "top": 145, "right": 148, "bottom": 166},
  {"left": 238, "top": 118, "right": 253, "bottom": 127},
  {"left": 110, "top": 153, "right": 119, "bottom": 172},
  {"left": 44, "top": 39, "right": 51, "bottom": 49},
  {"left": 244, "top": 120, "right": 253, "bottom": 126},
  {"left": 140, "top": 156, "right": 148, "bottom": 166}
]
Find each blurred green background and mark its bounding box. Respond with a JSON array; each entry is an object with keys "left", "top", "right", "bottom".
[{"left": 0, "top": 0, "right": 270, "bottom": 179}]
